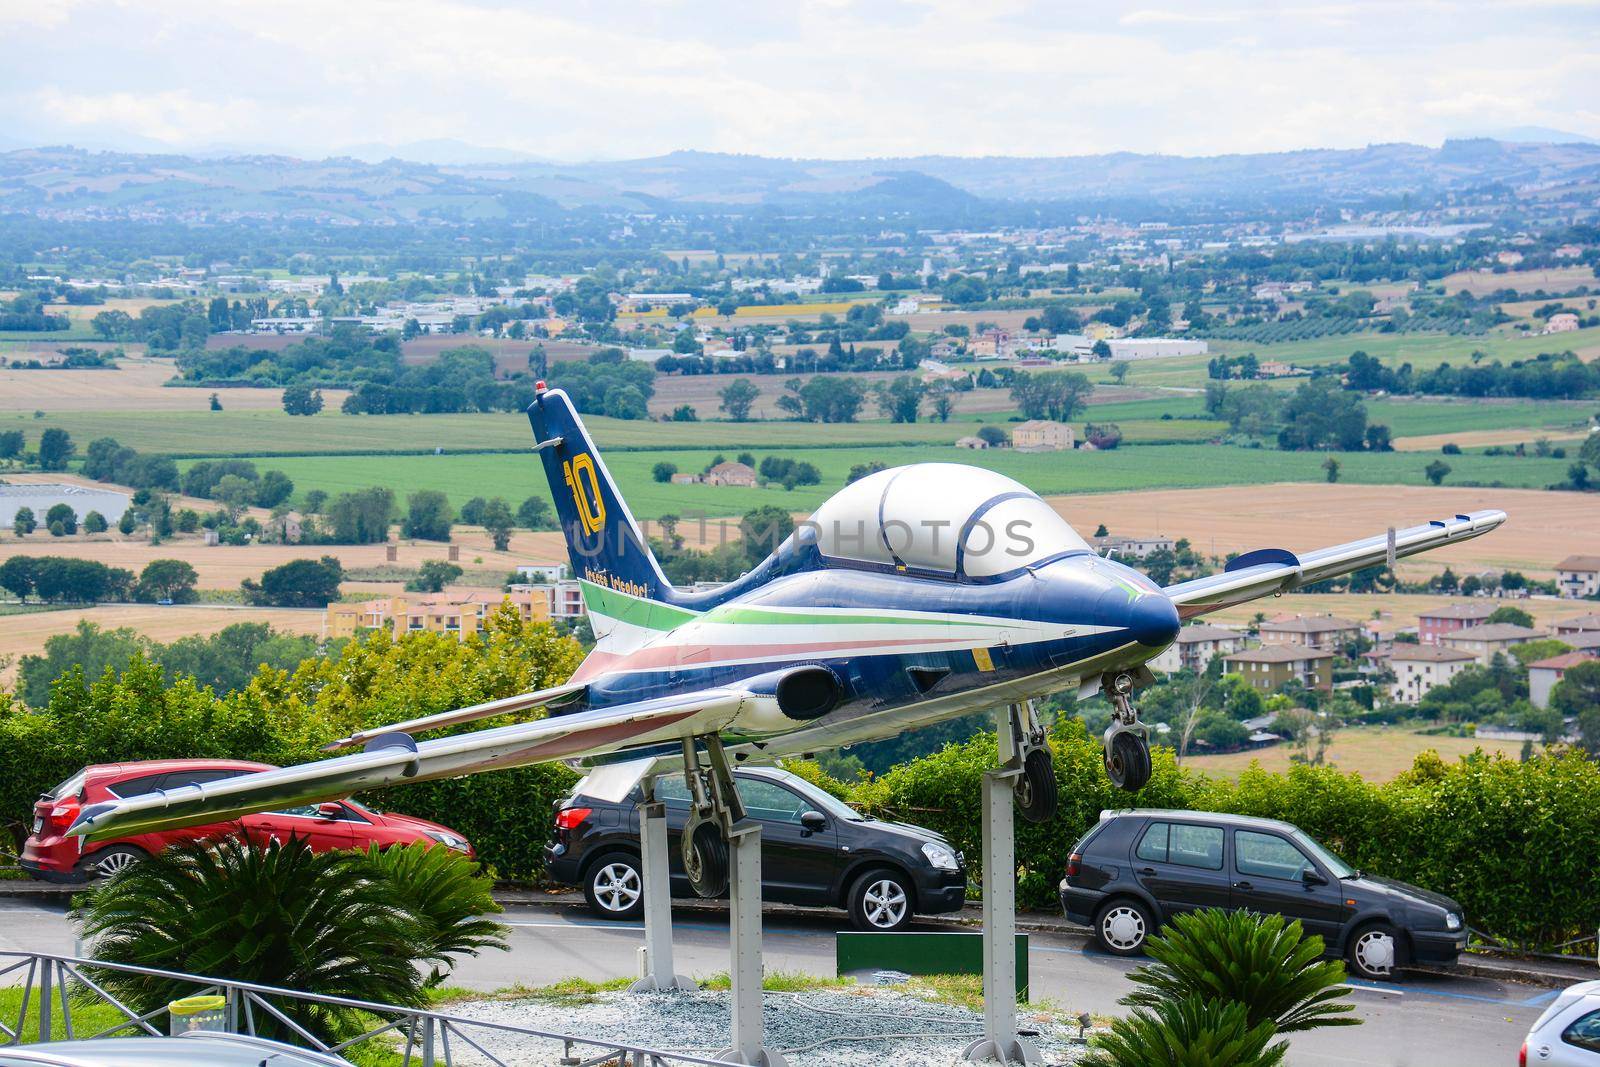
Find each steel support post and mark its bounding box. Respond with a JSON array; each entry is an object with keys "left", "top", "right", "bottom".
[
  {"left": 629, "top": 798, "right": 693, "bottom": 993},
  {"left": 714, "top": 822, "right": 787, "bottom": 1067},
  {"left": 963, "top": 707, "right": 1042, "bottom": 1066}
]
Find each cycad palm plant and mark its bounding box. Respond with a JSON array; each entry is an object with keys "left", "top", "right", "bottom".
[
  {"left": 1122, "top": 908, "right": 1358, "bottom": 1034},
  {"left": 1086, "top": 995, "right": 1287, "bottom": 1067},
  {"left": 362, "top": 842, "right": 507, "bottom": 986}
]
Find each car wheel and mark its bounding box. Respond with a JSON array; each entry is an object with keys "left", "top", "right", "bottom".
[
  {"left": 848, "top": 869, "right": 914, "bottom": 932},
  {"left": 1347, "top": 922, "right": 1402, "bottom": 981},
  {"left": 82, "top": 846, "right": 146, "bottom": 880},
  {"left": 1014, "top": 748, "right": 1058, "bottom": 823},
  {"left": 1095, "top": 898, "right": 1154, "bottom": 956},
  {"left": 682, "top": 822, "right": 729, "bottom": 899},
  {"left": 582, "top": 852, "right": 645, "bottom": 920}
]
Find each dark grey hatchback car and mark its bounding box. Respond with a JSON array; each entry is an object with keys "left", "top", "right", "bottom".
[
  {"left": 544, "top": 766, "right": 968, "bottom": 931},
  {"left": 1060, "top": 809, "right": 1467, "bottom": 980}
]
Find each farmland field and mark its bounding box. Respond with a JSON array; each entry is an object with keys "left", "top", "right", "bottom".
[
  {"left": 1180, "top": 725, "right": 1523, "bottom": 783},
  {"left": 0, "top": 357, "right": 350, "bottom": 413},
  {"left": 1202, "top": 591, "right": 1594, "bottom": 633}
]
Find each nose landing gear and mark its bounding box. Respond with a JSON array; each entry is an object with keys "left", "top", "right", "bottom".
[{"left": 1102, "top": 671, "right": 1152, "bottom": 792}]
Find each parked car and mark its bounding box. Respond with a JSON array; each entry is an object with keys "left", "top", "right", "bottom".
[
  {"left": 1522, "top": 981, "right": 1600, "bottom": 1065},
  {"left": 22, "top": 759, "right": 473, "bottom": 882},
  {"left": 544, "top": 765, "right": 967, "bottom": 931},
  {"left": 0, "top": 1032, "right": 354, "bottom": 1066},
  {"left": 1059, "top": 808, "right": 1466, "bottom": 980}
]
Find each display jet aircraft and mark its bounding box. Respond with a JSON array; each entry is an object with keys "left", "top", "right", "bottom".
[{"left": 72, "top": 384, "right": 1505, "bottom": 894}]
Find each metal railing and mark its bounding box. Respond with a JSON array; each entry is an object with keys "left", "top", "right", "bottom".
[{"left": 0, "top": 951, "right": 739, "bottom": 1067}]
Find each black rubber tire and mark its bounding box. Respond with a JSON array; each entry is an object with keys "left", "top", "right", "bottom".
[
  {"left": 1346, "top": 921, "right": 1403, "bottom": 981},
  {"left": 847, "top": 868, "right": 915, "bottom": 932},
  {"left": 1094, "top": 897, "right": 1156, "bottom": 957},
  {"left": 1015, "top": 747, "right": 1058, "bottom": 823},
  {"left": 581, "top": 851, "right": 645, "bottom": 920},
  {"left": 682, "top": 822, "right": 729, "bottom": 898},
  {"left": 79, "top": 845, "right": 147, "bottom": 881},
  {"left": 1106, "top": 731, "right": 1152, "bottom": 793}
]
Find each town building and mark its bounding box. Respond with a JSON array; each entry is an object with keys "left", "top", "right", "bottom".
[
  {"left": 1528, "top": 651, "right": 1599, "bottom": 709},
  {"left": 0, "top": 483, "right": 130, "bottom": 527},
  {"left": 1556, "top": 614, "right": 1600, "bottom": 637},
  {"left": 1010, "top": 421, "right": 1075, "bottom": 451},
  {"left": 1092, "top": 534, "right": 1176, "bottom": 561},
  {"left": 955, "top": 436, "right": 990, "bottom": 449},
  {"left": 1258, "top": 614, "right": 1363, "bottom": 651},
  {"left": 1106, "top": 338, "right": 1208, "bottom": 360},
  {"left": 1417, "top": 602, "right": 1497, "bottom": 645},
  {"left": 324, "top": 588, "right": 552, "bottom": 642},
  {"left": 1556, "top": 555, "right": 1600, "bottom": 599},
  {"left": 1150, "top": 624, "right": 1248, "bottom": 673},
  {"left": 1387, "top": 645, "right": 1477, "bottom": 704},
  {"left": 1544, "top": 312, "right": 1580, "bottom": 334},
  {"left": 704, "top": 461, "right": 758, "bottom": 487},
  {"left": 1439, "top": 622, "right": 1547, "bottom": 664},
  {"left": 1223, "top": 646, "right": 1335, "bottom": 692}
]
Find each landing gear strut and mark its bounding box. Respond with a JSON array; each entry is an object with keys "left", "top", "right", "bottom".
[
  {"left": 1102, "top": 671, "right": 1152, "bottom": 793},
  {"left": 680, "top": 737, "right": 741, "bottom": 898},
  {"left": 1007, "top": 701, "right": 1057, "bottom": 823}
]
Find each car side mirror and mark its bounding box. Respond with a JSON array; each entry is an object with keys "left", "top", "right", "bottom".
[
  {"left": 1302, "top": 867, "right": 1328, "bottom": 887},
  {"left": 315, "top": 802, "right": 343, "bottom": 820},
  {"left": 799, "top": 811, "right": 827, "bottom": 835}
]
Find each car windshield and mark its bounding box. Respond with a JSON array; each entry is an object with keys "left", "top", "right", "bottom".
[{"left": 1293, "top": 830, "right": 1356, "bottom": 879}]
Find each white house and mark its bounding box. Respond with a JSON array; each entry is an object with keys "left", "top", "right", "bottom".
[
  {"left": 1528, "top": 651, "right": 1597, "bottom": 709},
  {"left": 1556, "top": 555, "right": 1600, "bottom": 599},
  {"left": 1150, "top": 624, "right": 1248, "bottom": 674},
  {"left": 1387, "top": 645, "right": 1477, "bottom": 704}
]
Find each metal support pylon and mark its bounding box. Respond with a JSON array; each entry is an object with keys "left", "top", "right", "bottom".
[
  {"left": 629, "top": 792, "right": 693, "bottom": 994},
  {"left": 715, "top": 821, "right": 788, "bottom": 1067},
  {"left": 964, "top": 705, "right": 1043, "bottom": 1065}
]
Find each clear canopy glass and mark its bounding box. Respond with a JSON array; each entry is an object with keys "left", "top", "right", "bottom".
[{"left": 804, "top": 463, "right": 1089, "bottom": 578}]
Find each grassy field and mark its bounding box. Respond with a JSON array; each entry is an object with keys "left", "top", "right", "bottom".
[
  {"left": 1181, "top": 725, "right": 1524, "bottom": 783},
  {"left": 1369, "top": 397, "right": 1593, "bottom": 438},
  {"left": 217, "top": 442, "right": 1574, "bottom": 520}
]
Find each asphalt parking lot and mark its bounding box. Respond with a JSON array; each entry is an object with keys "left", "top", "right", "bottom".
[{"left": 0, "top": 895, "right": 1563, "bottom": 1066}]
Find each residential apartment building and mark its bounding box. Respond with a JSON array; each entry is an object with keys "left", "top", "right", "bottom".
[
  {"left": 1258, "top": 614, "right": 1363, "bottom": 652},
  {"left": 1556, "top": 555, "right": 1600, "bottom": 599},
  {"left": 1092, "top": 534, "right": 1176, "bottom": 561},
  {"left": 1150, "top": 624, "right": 1248, "bottom": 674},
  {"left": 325, "top": 588, "right": 551, "bottom": 642},
  {"left": 1223, "top": 647, "right": 1335, "bottom": 692},
  {"left": 1387, "top": 645, "right": 1476, "bottom": 704},
  {"left": 1417, "top": 602, "right": 1497, "bottom": 645},
  {"left": 1010, "top": 421, "right": 1075, "bottom": 451},
  {"left": 1528, "top": 651, "right": 1598, "bottom": 709},
  {"left": 1556, "top": 613, "right": 1600, "bottom": 637},
  {"left": 1439, "top": 622, "right": 1547, "bottom": 665}
]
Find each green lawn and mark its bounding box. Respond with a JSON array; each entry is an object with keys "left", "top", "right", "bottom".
[{"left": 219, "top": 443, "right": 1570, "bottom": 518}]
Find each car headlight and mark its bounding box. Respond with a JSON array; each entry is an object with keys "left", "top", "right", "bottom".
[
  {"left": 1444, "top": 912, "right": 1461, "bottom": 932},
  {"left": 424, "top": 830, "right": 469, "bottom": 852},
  {"left": 922, "top": 842, "right": 960, "bottom": 871}
]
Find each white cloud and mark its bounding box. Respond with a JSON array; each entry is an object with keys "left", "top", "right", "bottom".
[{"left": 4, "top": 0, "right": 1597, "bottom": 158}]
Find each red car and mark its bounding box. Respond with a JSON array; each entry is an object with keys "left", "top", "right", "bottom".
[{"left": 23, "top": 759, "right": 474, "bottom": 881}]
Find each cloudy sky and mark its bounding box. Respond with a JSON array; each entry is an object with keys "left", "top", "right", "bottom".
[{"left": 3, "top": 0, "right": 1597, "bottom": 161}]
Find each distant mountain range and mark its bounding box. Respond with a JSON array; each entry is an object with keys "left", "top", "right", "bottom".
[{"left": 3, "top": 139, "right": 1598, "bottom": 224}]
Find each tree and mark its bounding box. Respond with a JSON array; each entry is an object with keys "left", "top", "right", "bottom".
[
  {"left": 213, "top": 474, "right": 255, "bottom": 523},
  {"left": 740, "top": 505, "right": 795, "bottom": 565},
  {"left": 1486, "top": 605, "right": 1535, "bottom": 629},
  {"left": 480, "top": 497, "right": 515, "bottom": 551},
  {"left": 1276, "top": 379, "right": 1369, "bottom": 452},
  {"left": 135, "top": 559, "right": 200, "bottom": 603},
  {"left": 458, "top": 497, "right": 490, "bottom": 526},
  {"left": 303, "top": 489, "right": 328, "bottom": 515},
  {"left": 1123, "top": 908, "right": 1357, "bottom": 1034},
  {"left": 516, "top": 496, "right": 556, "bottom": 530},
  {"left": 16, "top": 620, "right": 146, "bottom": 706},
  {"left": 976, "top": 425, "right": 1008, "bottom": 447},
  {"left": 242, "top": 556, "right": 344, "bottom": 607},
  {"left": 402, "top": 490, "right": 454, "bottom": 541},
  {"left": 1425, "top": 460, "right": 1451, "bottom": 486},
  {"left": 877, "top": 375, "right": 928, "bottom": 423},
  {"left": 12, "top": 506, "right": 36, "bottom": 536},
  {"left": 254, "top": 470, "right": 295, "bottom": 509},
  {"left": 652, "top": 461, "right": 678, "bottom": 483},
  {"left": 45, "top": 503, "right": 78, "bottom": 535},
  {"left": 1322, "top": 457, "right": 1340, "bottom": 483},
  {"left": 406, "top": 560, "right": 463, "bottom": 593},
  {"left": 82, "top": 510, "right": 108, "bottom": 534},
  {"left": 932, "top": 393, "right": 954, "bottom": 422},
  {"left": 1551, "top": 660, "right": 1600, "bottom": 749},
  {"left": 324, "top": 487, "right": 394, "bottom": 544},
  {"left": 38, "top": 428, "right": 74, "bottom": 470},
  {"left": 718, "top": 378, "right": 761, "bottom": 421},
  {"left": 209, "top": 392, "right": 223, "bottom": 411},
  {"left": 846, "top": 461, "right": 888, "bottom": 485},
  {"left": 117, "top": 511, "right": 136, "bottom": 535},
  {"left": 72, "top": 837, "right": 504, "bottom": 1042},
  {"left": 282, "top": 384, "right": 325, "bottom": 416},
  {"left": 1109, "top": 362, "right": 1131, "bottom": 384},
  {"left": 1581, "top": 430, "right": 1600, "bottom": 474},
  {"left": 1010, "top": 369, "right": 1093, "bottom": 422},
  {"left": 0, "top": 430, "right": 26, "bottom": 460}
]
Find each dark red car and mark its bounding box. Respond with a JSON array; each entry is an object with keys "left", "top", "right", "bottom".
[{"left": 22, "top": 759, "right": 474, "bottom": 881}]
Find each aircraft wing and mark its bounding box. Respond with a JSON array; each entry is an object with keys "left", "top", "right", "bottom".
[
  {"left": 69, "top": 688, "right": 744, "bottom": 845},
  {"left": 1162, "top": 509, "right": 1506, "bottom": 619},
  {"left": 320, "top": 680, "right": 588, "bottom": 751}
]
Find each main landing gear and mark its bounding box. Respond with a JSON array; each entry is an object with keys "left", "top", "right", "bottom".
[
  {"left": 1007, "top": 701, "right": 1058, "bottom": 824},
  {"left": 680, "top": 736, "right": 740, "bottom": 898},
  {"left": 1102, "top": 671, "right": 1152, "bottom": 793}
]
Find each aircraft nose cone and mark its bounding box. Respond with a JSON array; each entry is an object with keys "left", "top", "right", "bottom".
[{"left": 1126, "top": 593, "right": 1180, "bottom": 648}]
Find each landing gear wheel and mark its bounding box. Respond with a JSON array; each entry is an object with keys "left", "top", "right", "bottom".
[
  {"left": 1347, "top": 922, "right": 1401, "bottom": 981},
  {"left": 1105, "top": 731, "right": 1152, "bottom": 793},
  {"left": 681, "top": 821, "right": 729, "bottom": 899},
  {"left": 1014, "top": 747, "right": 1058, "bottom": 823}
]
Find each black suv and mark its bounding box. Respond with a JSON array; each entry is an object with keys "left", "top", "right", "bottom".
[
  {"left": 544, "top": 766, "right": 967, "bottom": 931},
  {"left": 1060, "top": 809, "right": 1466, "bottom": 981}
]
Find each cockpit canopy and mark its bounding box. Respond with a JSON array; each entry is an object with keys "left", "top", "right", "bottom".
[{"left": 801, "top": 463, "right": 1090, "bottom": 580}]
